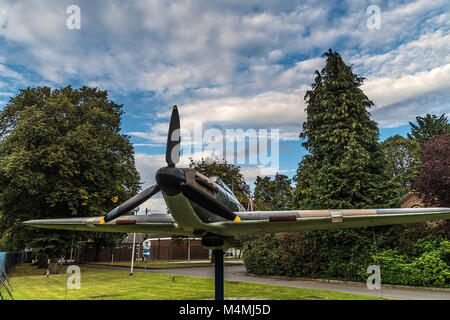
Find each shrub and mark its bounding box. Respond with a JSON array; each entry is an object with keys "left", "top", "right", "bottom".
[
  {"left": 374, "top": 239, "right": 450, "bottom": 287},
  {"left": 242, "top": 234, "right": 284, "bottom": 276},
  {"left": 242, "top": 230, "right": 450, "bottom": 287}
]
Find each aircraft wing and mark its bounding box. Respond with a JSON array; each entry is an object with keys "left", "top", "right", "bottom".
[
  {"left": 23, "top": 208, "right": 450, "bottom": 238},
  {"left": 22, "top": 214, "right": 188, "bottom": 236},
  {"left": 207, "top": 207, "right": 450, "bottom": 237}
]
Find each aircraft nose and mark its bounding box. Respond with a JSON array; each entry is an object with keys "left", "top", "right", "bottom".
[{"left": 155, "top": 166, "right": 186, "bottom": 195}]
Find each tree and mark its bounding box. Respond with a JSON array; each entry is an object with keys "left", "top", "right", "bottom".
[
  {"left": 380, "top": 135, "right": 421, "bottom": 195},
  {"left": 90, "top": 232, "right": 125, "bottom": 262},
  {"left": 0, "top": 86, "right": 141, "bottom": 272},
  {"left": 253, "top": 173, "right": 293, "bottom": 211},
  {"left": 407, "top": 113, "right": 449, "bottom": 143},
  {"left": 291, "top": 155, "right": 314, "bottom": 209},
  {"left": 276, "top": 49, "right": 401, "bottom": 280},
  {"left": 412, "top": 134, "right": 450, "bottom": 209},
  {"left": 188, "top": 157, "right": 250, "bottom": 207},
  {"left": 298, "top": 49, "right": 398, "bottom": 209}
]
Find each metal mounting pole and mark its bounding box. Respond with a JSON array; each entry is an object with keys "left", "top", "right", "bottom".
[
  {"left": 130, "top": 233, "right": 136, "bottom": 276},
  {"left": 69, "top": 230, "right": 75, "bottom": 265},
  {"left": 213, "top": 249, "right": 224, "bottom": 300}
]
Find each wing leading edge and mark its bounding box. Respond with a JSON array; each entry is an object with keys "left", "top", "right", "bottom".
[
  {"left": 203, "top": 207, "right": 450, "bottom": 237},
  {"left": 22, "top": 214, "right": 189, "bottom": 236}
]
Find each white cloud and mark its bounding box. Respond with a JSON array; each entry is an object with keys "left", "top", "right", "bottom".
[
  {"left": 0, "top": 0, "right": 449, "bottom": 144},
  {"left": 0, "top": 63, "right": 23, "bottom": 81},
  {"left": 127, "top": 86, "right": 308, "bottom": 148},
  {"left": 0, "top": 1, "right": 340, "bottom": 97},
  {"left": 0, "top": 1, "right": 67, "bottom": 44},
  {"left": 352, "top": 29, "right": 450, "bottom": 77},
  {"left": 363, "top": 64, "right": 450, "bottom": 111},
  {"left": 180, "top": 89, "right": 308, "bottom": 129},
  {"left": 240, "top": 166, "right": 294, "bottom": 185}
]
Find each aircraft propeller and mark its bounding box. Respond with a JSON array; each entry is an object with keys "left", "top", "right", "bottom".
[
  {"left": 165, "top": 105, "right": 181, "bottom": 166},
  {"left": 101, "top": 105, "right": 240, "bottom": 224}
]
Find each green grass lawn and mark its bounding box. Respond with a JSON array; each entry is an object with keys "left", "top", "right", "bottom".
[{"left": 2, "top": 264, "right": 387, "bottom": 300}]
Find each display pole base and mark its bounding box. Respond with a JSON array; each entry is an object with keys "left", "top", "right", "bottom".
[{"left": 213, "top": 249, "right": 224, "bottom": 300}]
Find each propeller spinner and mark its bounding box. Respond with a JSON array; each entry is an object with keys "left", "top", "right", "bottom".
[{"left": 101, "top": 105, "right": 241, "bottom": 224}]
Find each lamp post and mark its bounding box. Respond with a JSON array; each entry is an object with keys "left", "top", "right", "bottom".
[{"left": 187, "top": 237, "right": 190, "bottom": 264}]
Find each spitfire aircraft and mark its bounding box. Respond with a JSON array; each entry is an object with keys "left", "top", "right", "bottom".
[{"left": 23, "top": 105, "right": 450, "bottom": 299}]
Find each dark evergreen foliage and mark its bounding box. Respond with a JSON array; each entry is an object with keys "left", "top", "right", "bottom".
[
  {"left": 298, "top": 49, "right": 398, "bottom": 209},
  {"left": 407, "top": 114, "right": 449, "bottom": 143}
]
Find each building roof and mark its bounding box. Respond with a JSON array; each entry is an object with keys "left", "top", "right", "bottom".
[{"left": 400, "top": 191, "right": 425, "bottom": 208}]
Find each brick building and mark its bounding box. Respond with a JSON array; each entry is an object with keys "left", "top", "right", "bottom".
[{"left": 400, "top": 192, "right": 425, "bottom": 208}]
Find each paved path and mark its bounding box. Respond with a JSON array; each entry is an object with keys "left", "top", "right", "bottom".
[{"left": 82, "top": 263, "right": 450, "bottom": 300}]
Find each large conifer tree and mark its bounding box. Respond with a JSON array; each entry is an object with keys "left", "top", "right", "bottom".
[{"left": 298, "top": 49, "right": 397, "bottom": 209}]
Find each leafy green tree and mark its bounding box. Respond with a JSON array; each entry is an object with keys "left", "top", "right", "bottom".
[
  {"left": 231, "top": 236, "right": 252, "bottom": 259},
  {"left": 412, "top": 134, "right": 450, "bottom": 234},
  {"left": 380, "top": 135, "right": 421, "bottom": 195},
  {"left": 291, "top": 155, "right": 314, "bottom": 209},
  {"left": 299, "top": 49, "right": 398, "bottom": 209},
  {"left": 90, "top": 232, "right": 125, "bottom": 262},
  {"left": 188, "top": 157, "right": 250, "bottom": 207},
  {"left": 253, "top": 173, "right": 293, "bottom": 211},
  {"left": 0, "top": 86, "right": 141, "bottom": 272},
  {"left": 407, "top": 113, "right": 449, "bottom": 143},
  {"left": 412, "top": 134, "right": 449, "bottom": 207}
]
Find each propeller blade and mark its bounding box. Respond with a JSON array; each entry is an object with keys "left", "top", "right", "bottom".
[
  {"left": 180, "top": 183, "right": 241, "bottom": 222},
  {"left": 100, "top": 185, "right": 160, "bottom": 223},
  {"left": 165, "top": 105, "right": 181, "bottom": 166}
]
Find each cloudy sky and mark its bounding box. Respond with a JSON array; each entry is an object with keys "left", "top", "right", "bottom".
[{"left": 0, "top": 0, "right": 449, "bottom": 211}]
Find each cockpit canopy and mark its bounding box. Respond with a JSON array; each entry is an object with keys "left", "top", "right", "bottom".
[
  {"left": 209, "top": 176, "right": 245, "bottom": 212},
  {"left": 210, "top": 176, "right": 234, "bottom": 195}
]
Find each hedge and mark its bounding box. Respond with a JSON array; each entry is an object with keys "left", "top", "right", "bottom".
[{"left": 243, "top": 228, "right": 450, "bottom": 288}]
